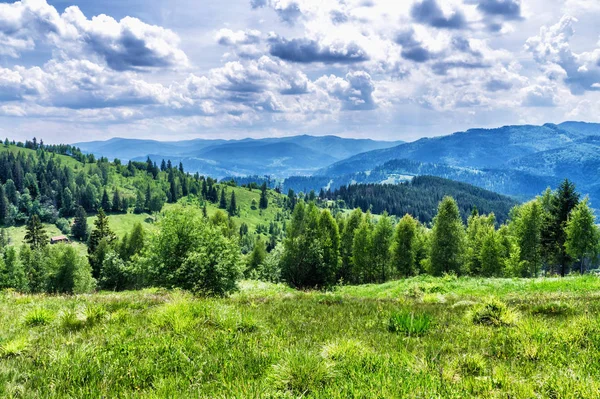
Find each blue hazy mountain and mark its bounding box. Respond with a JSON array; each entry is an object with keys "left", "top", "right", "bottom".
[{"left": 75, "top": 135, "right": 403, "bottom": 178}]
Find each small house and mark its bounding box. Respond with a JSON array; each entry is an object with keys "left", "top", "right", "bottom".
[{"left": 50, "top": 235, "right": 70, "bottom": 244}]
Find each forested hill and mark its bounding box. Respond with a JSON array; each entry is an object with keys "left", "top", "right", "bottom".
[{"left": 329, "top": 176, "right": 518, "bottom": 224}]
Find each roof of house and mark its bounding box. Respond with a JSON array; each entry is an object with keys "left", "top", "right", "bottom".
[{"left": 50, "top": 235, "right": 69, "bottom": 241}]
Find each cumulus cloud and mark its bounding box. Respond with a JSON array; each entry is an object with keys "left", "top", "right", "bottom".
[
  {"left": 250, "top": 0, "right": 302, "bottom": 24},
  {"left": 216, "top": 29, "right": 261, "bottom": 46},
  {"left": 411, "top": 0, "right": 467, "bottom": 29},
  {"left": 0, "top": 0, "right": 188, "bottom": 71},
  {"left": 525, "top": 16, "right": 600, "bottom": 95},
  {"left": 470, "top": 0, "right": 522, "bottom": 19},
  {"left": 268, "top": 35, "right": 369, "bottom": 64},
  {"left": 395, "top": 30, "right": 437, "bottom": 63},
  {"left": 316, "top": 71, "right": 377, "bottom": 110}
]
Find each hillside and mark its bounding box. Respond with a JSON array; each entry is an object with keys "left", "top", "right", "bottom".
[
  {"left": 329, "top": 176, "right": 518, "bottom": 223},
  {"left": 76, "top": 135, "right": 403, "bottom": 178}
]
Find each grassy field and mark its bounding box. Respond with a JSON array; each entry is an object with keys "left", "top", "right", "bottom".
[{"left": 1, "top": 276, "right": 600, "bottom": 398}]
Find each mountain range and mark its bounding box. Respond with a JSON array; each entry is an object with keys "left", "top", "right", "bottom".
[
  {"left": 75, "top": 121, "right": 600, "bottom": 206},
  {"left": 75, "top": 136, "right": 404, "bottom": 178}
]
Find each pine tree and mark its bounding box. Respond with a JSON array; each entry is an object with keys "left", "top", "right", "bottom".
[
  {"left": 160, "top": 159, "right": 167, "bottom": 172},
  {"left": 219, "top": 187, "right": 227, "bottom": 209},
  {"left": 543, "top": 179, "right": 580, "bottom": 276},
  {"left": 429, "top": 196, "right": 465, "bottom": 276},
  {"left": 101, "top": 188, "right": 111, "bottom": 212},
  {"left": 339, "top": 208, "right": 362, "bottom": 283},
  {"left": 511, "top": 200, "right": 544, "bottom": 277},
  {"left": 72, "top": 206, "right": 88, "bottom": 241},
  {"left": 112, "top": 190, "right": 121, "bottom": 213},
  {"left": 228, "top": 191, "right": 237, "bottom": 216},
  {"left": 259, "top": 182, "right": 268, "bottom": 209},
  {"left": 479, "top": 228, "right": 503, "bottom": 277},
  {"left": 246, "top": 238, "right": 267, "bottom": 277},
  {"left": 392, "top": 214, "right": 419, "bottom": 277},
  {"left": 145, "top": 184, "right": 152, "bottom": 211},
  {"left": 24, "top": 215, "right": 48, "bottom": 250},
  {"left": 202, "top": 203, "right": 208, "bottom": 218},
  {"left": 565, "top": 197, "right": 599, "bottom": 274},
  {"left": 352, "top": 214, "right": 373, "bottom": 284},
  {"left": 88, "top": 208, "right": 116, "bottom": 278},
  {"left": 0, "top": 185, "right": 7, "bottom": 225}
]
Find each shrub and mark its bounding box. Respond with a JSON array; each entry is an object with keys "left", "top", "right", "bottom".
[
  {"left": 55, "top": 218, "right": 71, "bottom": 235},
  {"left": 468, "top": 298, "right": 518, "bottom": 327},
  {"left": 388, "top": 311, "right": 432, "bottom": 336},
  {"left": 46, "top": 245, "right": 95, "bottom": 294},
  {"left": 24, "top": 307, "right": 54, "bottom": 326}
]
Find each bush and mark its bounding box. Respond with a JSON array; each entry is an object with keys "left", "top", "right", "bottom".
[
  {"left": 55, "top": 218, "right": 71, "bottom": 235},
  {"left": 141, "top": 205, "right": 243, "bottom": 296},
  {"left": 388, "top": 311, "right": 432, "bottom": 336},
  {"left": 0, "top": 337, "right": 28, "bottom": 358},
  {"left": 468, "top": 298, "right": 518, "bottom": 327},
  {"left": 46, "top": 245, "right": 95, "bottom": 294}
]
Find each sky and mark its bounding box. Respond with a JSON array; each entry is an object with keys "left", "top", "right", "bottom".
[{"left": 1, "top": 0, "right": 600, "bottom": 143}]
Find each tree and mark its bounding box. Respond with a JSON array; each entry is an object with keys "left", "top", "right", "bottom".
[
  {"left": 219, "top": 187, "right": 227, "bottom": 209},
  {"left": 565, "top": 198, "right": 599, "bottom": 274},
  {"left": 145, "top": 184, "right": 152, "bottom": 211},
  {"left": 100, "top": 251, "right": 131, "bottom": 291},
  {"left": 61, "top": 187, "right": 74, "bottom": 216},
  {"left": 246, "top": 238, "right": 267, "bottom": 277},
  {"left": 47, "top": 244, "right": 94, "bottom": 294},
  {"left": 72, "top": 206, "right": 89, "bottom": 241},
  {"left": 101, "top": 188, "right": 111, "bottom": 212},
  {"left": 120, "top": 222, "right": 145, "bottom": 262},
  {"left": 340, "top": 208, "right": 362, "bottom": 283},
  {"left": 0, "top": 185, "right": 7, "bottom": 225},
  {"left": 371, "top": 212, "right": 393, "bottom": 283},
  {"left": 392, "top": 214, "right": 419, "bottom": 277},
  {"left": 259, "top": 182, "right": 268, "bottom": 209},
  {"left": 543, "top": 179, "right": 580, "bottom": 276},
  {"left": 228, "top": 191, "right": 238, "bottom": 216},
  {"left": 88, "top": 208, "right": 116, "bottom": 278},
  {"left": 510, "top": 200, "right": 544, "bottom": 277},
  {"left": 429, "top": 196, "right": 465, "bottom": 276},
  {"left": 140, "top": 205, "right": 242, "bottom": 295},
  {"left": 318, "top": 209, "right": 340, "bottom": 286},
  {"left": 112, "top": 190, "right": 121, "bottom": 213},
  {"left": 465, "top": 213, "right": 496, "bottom": 275},
  {"left": 4, "top": 180, "right": 17, "bottom": 206},
  {"left": 479, "top": 228, "right": 503, "bottom": 277},
  {"left": 352, "top": 215, "right": 373, "bottom": 284},
  {"left": 149, "top": 192, "right": 166, "bottom": 216},
  {"left": 0, "top": 247, "right": 27, "bottom": 291},
  {"left": 24, "top": 215, "right": 48, "bottom": 250}
]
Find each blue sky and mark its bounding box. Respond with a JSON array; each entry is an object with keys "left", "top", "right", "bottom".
[{"left": 1, "top": 0, "right": 600, "bottom": 143}]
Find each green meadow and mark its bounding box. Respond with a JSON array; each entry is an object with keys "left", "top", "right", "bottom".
[{"left": 1, "top": 276, "right": 600, "bottom": 398}]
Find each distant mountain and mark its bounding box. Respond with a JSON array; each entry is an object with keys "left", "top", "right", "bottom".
[
  {"left": 317, "top": 123, "right": 593, "bottom": 177},
  {"left": 75, "top": 135, "right": 403, "bottom": 178}
]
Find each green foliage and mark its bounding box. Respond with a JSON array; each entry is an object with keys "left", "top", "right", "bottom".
[
  {"left": 268, "top": 350, "right": 335, "bottom": 395},
  {"left": 72, "top": 206, "right": 88, "bottom": 241},
  {"left": 141, "top": 205, "right": 243, "bottom": 295},
  {"left": 24, "top": 215, "right": 48, "bottom": 250},
  {"left": 565, "top": 197, "right": 599, "bottom": 274},
  {"left": 388, "top": 311, "right": 432, "bottom": 336},
  {"left": 392, "top": 214, "right": 419, "bottom": 277},
  {"left": 23, "top": 308, "right": 54, "bottom": 326},
  {"left": 468, "top": 298, "right": 518, "bottom": 327},
  {"left": 245, "top": 238, "right": 267, "bottom": 278},
  {"left": 46, "top": 244, "right": 95, "bottom": 294},
  {"left": 429, "top": 197, "right": 465, "bottom": 276},
  {"left": 88, "top": 209, "right": 116, "bottom": 278}
]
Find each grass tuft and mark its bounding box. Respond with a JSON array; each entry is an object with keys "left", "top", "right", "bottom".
[
  {"left": 531, "top": 301, "right": 575, "bottom": 317},
  {"left": 388, "top": 310, "right": 432, "bottom": 336},
  {"left": 468, "top": 298, "right": 518, "bottom": 327},
  {"left": 457, "top": 353, "right": 487, "bottom": 377},
  {"left": 59, "top": 308, "right": 86, "bottom": 331},
  {"left": 23, "top": 307, "right": 54, "bottom": 326},
  {"left": 0, "top": 337, "right": 29, "bottom": 358},
  {"left": 268, "top": 351, "right": 335, "bottom": 395}
]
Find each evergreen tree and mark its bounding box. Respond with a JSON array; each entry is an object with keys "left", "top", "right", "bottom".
[
  {"left": 543, "top": 179, "right": 580, "bottom": 276},
  {"left": 202, "top": 203, "right": 208, "bottom": 218},
  {"left": 88, "top": 208, "right": 116, "bottom": 278},
  {"left": 112, "top": 190, "right": 121, "bottom": 213},
  {"left": 565, "top": 198, "right": 599, "bottom": 274},
  {"left": 101, "top": 188, "right": 111, "bottom": 212},
  {"left": 4, "top": 180, "right": 17, "bottom": 205},
  {"left": 0, "top": 185, "right": 7, "bottom": 225},
  {"left": 219, "top": 187, "right": 227, "bottom": 209},
  {"left": 392, "top": 214, "right": 419, "bottom": 277},
  {"left": 145, "top": 184, "right": 152, "bottom": 211},
  {"left": 160, "top": 159, "right": 167, "bottom": 172},
  {"left": 61, "top": 187, "right": 74, "bottom": 217},
  {"left": 429, "top": 196, "right": 465, "bottom": 276},
  {"left": 479, "top": 228, "right": 503, "bottom": 277},
  {"left": 228, "top": 191, "right": 237, "bottom": 216},
  {"left": 24, "top": 215, "right": 48, "bottom": 250},
  {"left": 259, "top": 182, "right": 268, "bottom": 209},
  {"left": 465, "top": 213, "right": 496, "bottom": 275},
  {"left": 246, "top": 238, "right": 267, "bottom": 277},
  {"left": 72, "top": 206, "right": 89, "bottom": 241}
]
